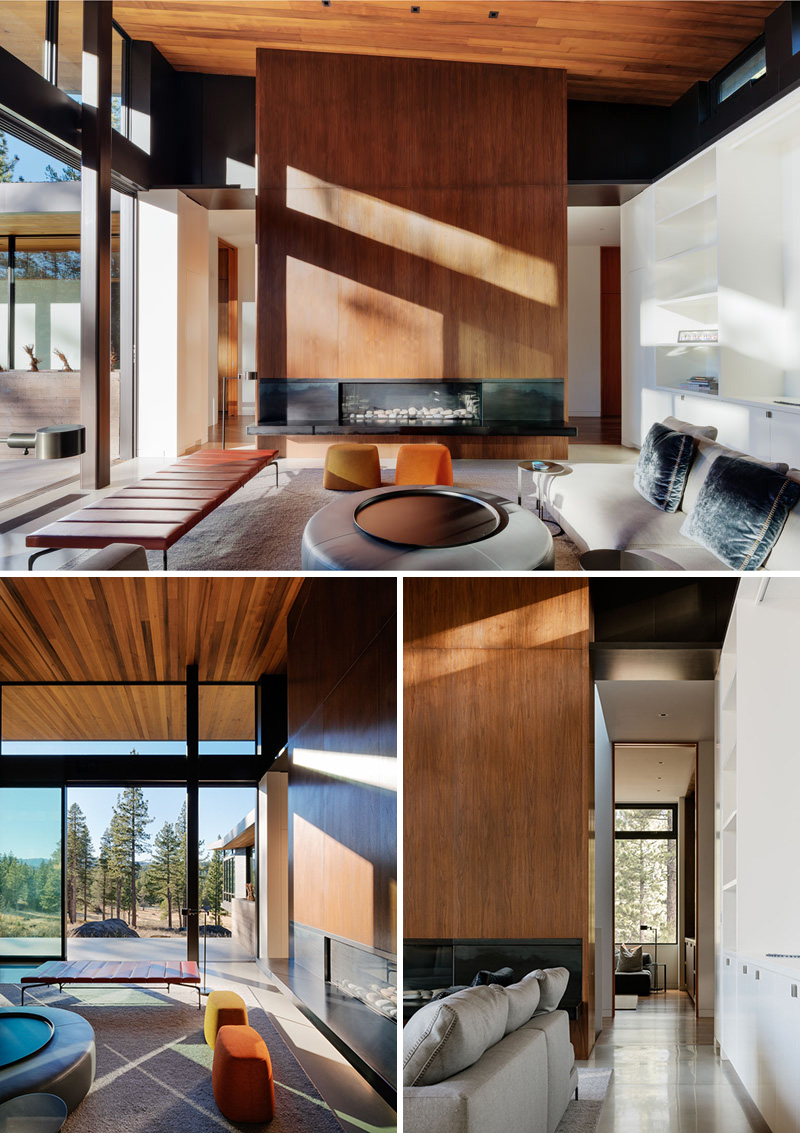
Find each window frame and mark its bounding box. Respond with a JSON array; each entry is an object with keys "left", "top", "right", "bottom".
[
  {"left": 713, "top": 35, "right": 767, "bottom": 106},
  {"left": 614, "top": 803, "right": 679, "bottom": 946}
]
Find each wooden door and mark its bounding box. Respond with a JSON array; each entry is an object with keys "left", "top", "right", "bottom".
[{"left": 601, "top": 246, "right": 621, "bottom": 418}]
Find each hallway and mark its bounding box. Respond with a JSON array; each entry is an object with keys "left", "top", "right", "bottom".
[{"left": 588, "top": 992, "right": 769, "bottom": 1132}]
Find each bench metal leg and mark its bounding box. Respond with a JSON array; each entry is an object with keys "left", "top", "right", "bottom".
[
  {"left": 163, "top": 549, "right": 168, "bottom": 572},
  {"left": 28, "top": 548, "right": 59, "bottom": 571},
  {"left": 274, "top": 460, "right": 279, "bottom": 488}
]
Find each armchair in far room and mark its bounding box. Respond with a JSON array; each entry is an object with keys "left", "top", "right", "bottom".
[{"left": 614, "top": 946, "right": 654, "bottom": 997}]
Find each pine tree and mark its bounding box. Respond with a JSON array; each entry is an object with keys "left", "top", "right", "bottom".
[
  {"left": 94, "top": 828, "right": 115, "bottom": 920},
  {"left": 44, "top": 163, "right": 79, "bottom": 182},
  {"left": 0, "top": 134, "right": 20, "bottom": 183},
  {"left": 109, "top": 783, "right": 153, "bottom": 928},
  {"left": 67, "top": 803, "right": 93, "bottom": 924},
  {"left": 149, "top": 821, "right": 181, "bottom": 929},
  {"left": 203, "top": 846, "right": 225, "bottom": 927}
]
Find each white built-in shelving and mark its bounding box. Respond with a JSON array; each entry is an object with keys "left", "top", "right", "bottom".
[{"left": 621, "top": 85, "right": 800, "bottom": 465}]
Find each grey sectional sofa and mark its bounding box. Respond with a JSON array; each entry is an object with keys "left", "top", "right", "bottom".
[
  {"left": 403, "top": 969, "right": 578, "bottom": 1133},
  {"left": 543, "top": 418, "right": 800, "bottom": 571}
]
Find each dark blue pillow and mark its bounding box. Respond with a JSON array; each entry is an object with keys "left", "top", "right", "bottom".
[
  {"left": 681, "top": 455, "right": 800, "bottom": 570},
  {"left": 634, "top": 423, "right": 695, "bottom": 512}
]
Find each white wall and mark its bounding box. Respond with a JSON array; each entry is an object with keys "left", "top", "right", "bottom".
[
  {"left": 697, "top": 739, "right": 715, "bottom": 1017},
  {"left": 137, "top": 190, "right": 210, "bottom": 457},
  {"left": 138, "top": 191, "right": 179, "bottom": 458},
  {"left": 594, "top": 688, "right": 614, "bottom": 1025},
  {"left": 258, "top": 770, "right": 289, "bottom": 963},
  {"left": 567, "top": 246, "right": 601, "bottom": 417}
]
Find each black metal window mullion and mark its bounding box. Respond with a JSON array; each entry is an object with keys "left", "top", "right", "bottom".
[
  {"left": 112, "top": 19, "right": 132, "bottom": 139},
  {"left": 6, "top": 235, "right": 15, "bottom": 373}
]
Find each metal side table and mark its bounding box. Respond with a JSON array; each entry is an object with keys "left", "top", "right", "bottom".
[{"left": 517, "top": 460, "right": 568, "bottom": 534}]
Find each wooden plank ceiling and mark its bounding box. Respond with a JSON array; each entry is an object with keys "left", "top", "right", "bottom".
[
  {"left": 113, "top": 0, "right": 781, "bottom": 105},
  {"left": 0, "top": 577, "right": 303, "bottom": 741}
]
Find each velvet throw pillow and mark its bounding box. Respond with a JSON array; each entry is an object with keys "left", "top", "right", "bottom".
[
  {"left": 681, "top": 455, "right": 800, "bottom": 570},
  {"left": 617, "top": 946, "right": 643, "bottom": 973},
  {"left": 634, "top": 423, "right": 695, "bottom": 512}
]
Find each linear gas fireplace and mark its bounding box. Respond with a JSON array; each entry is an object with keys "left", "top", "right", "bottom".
[{"left": 254, "top": 379, "right": 574, "bottom": 437}]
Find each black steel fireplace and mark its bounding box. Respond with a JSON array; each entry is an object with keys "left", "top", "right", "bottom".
[{"left": 252, "top": 379, "right": 575, "bottom": 437}]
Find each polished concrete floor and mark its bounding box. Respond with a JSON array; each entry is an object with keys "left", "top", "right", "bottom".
[{"left": 588, "top": 992, "right": 769, "bottom": 1133}]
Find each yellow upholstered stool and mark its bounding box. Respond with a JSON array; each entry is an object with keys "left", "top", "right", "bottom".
[
  {"left": 323, "top": 443, "right": 382, "bottom": 491},
  {"left": 212, "top": 1024, "right": 275, "bottom": 1123},
  {"left": 204, "top": 990, "right": 249, "bottom": 1050},
  {"left": 394, "top": 443, "right": 453, "bottom": 486}
]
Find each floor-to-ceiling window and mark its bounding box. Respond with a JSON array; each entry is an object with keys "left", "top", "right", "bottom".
[{"left": 0, "top": 787, "right": 64, "bottom": 959}]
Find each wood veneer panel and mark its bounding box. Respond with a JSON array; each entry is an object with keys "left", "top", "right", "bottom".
[
  {"left": 256, "top": 435, "right": 570, "bottom": 461},
  {"left": 288, "top": 580, "right": 397, "bottom": 954},
  {"left": 403, "top": 578, "right": 594, "bottom": 1051},
  {"left": 600, "top": 246, "right": 621, "bottom": 418},
  {"left": 115, "top": 1, "right": 780, "bottom": 106},
  {"left": 256, "top": 50, "right": 567, "bottom": 423},
  {"left": 404, "top": 577, "right": 589, "bottom": 650}
]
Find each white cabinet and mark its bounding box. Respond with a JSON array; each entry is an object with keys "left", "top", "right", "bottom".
[{"left": 773, "top": 974, "right": 800, "bottom": 1133}]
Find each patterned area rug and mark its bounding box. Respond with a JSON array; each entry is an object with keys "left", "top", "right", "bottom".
[
  {"left": 130, "top": 460, "right": 582, "bottom": 572},
  {"left": 0, "top": 983, "right": 344, "bottom": 1133},
  {"left": 556, "top": 1068, "right": 613, "bottom": 1133}
]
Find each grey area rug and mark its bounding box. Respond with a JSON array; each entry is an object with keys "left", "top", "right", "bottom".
[
  {"left": 0, "top": 983, "right": 344, "bottom": 1133},
  {"left": 133, "top": 460, "right": 581, "bottom": 571},
  {"left": 556, "top": 1068, "right": 613, "bottom": 1133}
]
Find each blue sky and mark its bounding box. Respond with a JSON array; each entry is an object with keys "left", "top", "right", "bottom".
[
  {"left": 0, "top": 785, "right": 255, "bottom": 861},
  {"left": 1, "top": 132, "right": 78, "bottom": 182}
]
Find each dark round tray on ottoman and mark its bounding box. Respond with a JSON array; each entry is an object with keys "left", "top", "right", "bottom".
[
  {"left": 0, "top": 1007, "right": 95, "bottom": 1114},
  {"left": 302, "top": 485, "right": 554, "bottom": 571}
]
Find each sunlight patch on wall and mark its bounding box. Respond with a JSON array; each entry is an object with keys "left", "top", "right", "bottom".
[
  {"left": 286, "top": 166, "right": 557, "bottom": 307},
  {"left": 293, "top": 748, "right": 396, "bottom": 793},
  {"left": 293, "top": 814, "right": 375, "bottom": 947},
  {"left": 286, "top": 256, "right": 443, "bottom": 379}
]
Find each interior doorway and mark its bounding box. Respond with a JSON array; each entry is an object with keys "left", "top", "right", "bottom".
[
  {"left": 217, "top": 239, "right": 239, "bottom": 421},
  {"left": 612, "top": 743, "right": 698, "bottom": 1014}
]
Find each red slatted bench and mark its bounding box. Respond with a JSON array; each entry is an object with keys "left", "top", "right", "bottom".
[
  {"left": 26, "top": 449, "right": 278, "bottom": 571},
  {"left": 21, "top": 959, "right": 203, "bottom": 1008}
]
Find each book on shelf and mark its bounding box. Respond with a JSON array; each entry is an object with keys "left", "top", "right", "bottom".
[{"left": 679, "top": 376, "right": 719, "bottom": 393}]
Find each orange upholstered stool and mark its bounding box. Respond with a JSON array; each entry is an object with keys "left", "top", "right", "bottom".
[
  {"left": 204, "top": 989, "right": 249, "bottom": 1050},
  {"left": 394, "top": 443, "right": 453, "bottom": 486},
  {"left": 212, "top": 1025, "right": 275, "bottom": 1123},
  {"left": 323, "top": 443, "right": 382, "bottom": 491}
]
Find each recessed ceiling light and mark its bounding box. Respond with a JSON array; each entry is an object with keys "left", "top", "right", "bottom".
[
  {"left": 489, "top": 10, "right": 500, "bottom": 17},
  {"left": 321, "top": 0, "right": 331, "bottom": 6},
  {"left": 658, "top": 712, "right": 668, "bottom": 717},
  {"left": 411, "top": 4, "right": 420, "bottom": 10},
  {"left": 658, "top": 761, "right": 664, "bottom": 764}
]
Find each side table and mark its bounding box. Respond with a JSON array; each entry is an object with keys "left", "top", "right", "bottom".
[
  {"left": 517, "top": 461, "right": 568, "bottom": 534},
  {"left": 0, "top": 1093, "right": 68, "bottom": 1131}
]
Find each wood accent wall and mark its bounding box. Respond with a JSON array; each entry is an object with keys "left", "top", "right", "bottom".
[
  {"left": 255, "top": 49, "right": 568, "bottom": 460},
  {"left": 600, "top": 246, "right": 621, "bottom": 418},
  {"left": 404, "top": 578, "right": 595, "bottom": 1056},
  {"left": 287, "top": 579, "right": 397, "bottom": 955}
]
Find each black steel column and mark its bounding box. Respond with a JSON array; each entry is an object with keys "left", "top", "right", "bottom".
[
  {"left": 61, "top": 786, "right": 67, "bottom": 960},
  {"left": 257, "top": 674, "right": 288, "bottom": 772},
  {"left": 186, "top": 663, "right": 200, "bottom": 963},
  {"left": 7, "top": 236, "right": 15, "bottom": 372},
  {"left": 80, "top": 1, "right": 112, "bottom": 489},
  {"left": 119, "top": 194, "right": 136, "bottom": 461}
]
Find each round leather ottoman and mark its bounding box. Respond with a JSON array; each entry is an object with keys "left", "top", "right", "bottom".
[
  {"left": 302, "top": 485, "right": 554, "bottom": 571},
  {"left": 0, "top": 1007, "right": 95, "bottom": 1113},
  {"left": 203, "top": 990, "right": 248, "bottom": 1050},
  {"left": 322, "top": 443, "right": 382, "bottom": 491},
  {"left": 212, "top": 1025, "right": 275, "bottom": 1123}
]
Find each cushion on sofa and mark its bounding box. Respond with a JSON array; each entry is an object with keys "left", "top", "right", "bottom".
[
  {"left": 682, "top": 436, "right": 789, "bottom": 515},
  {"left": 503, "top": 977, "right": 541, "bottom": 1035},
  {"left": 403, "top": 984, "right": 510, "bottom": 1087},
  {"left": 662, "top": 416, "right": 718, "bottom": 442},
  {"left": 634, "top": 423, "right": 695, "bottom": 512},
  {"left": 681, "top": 455, "right": 800, "bottom": 570},
  {"left": 761, "top": 469, "right": 800, "bottom": 570},
  {"left": 471, "top": 967, "right": 515, "bottom": 987},
  {"left": 616, "top": 946, "right": 643, "bottom": 972},
  {"left": 527, "top": 968, "right": 570, "bottom": 1015}
]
